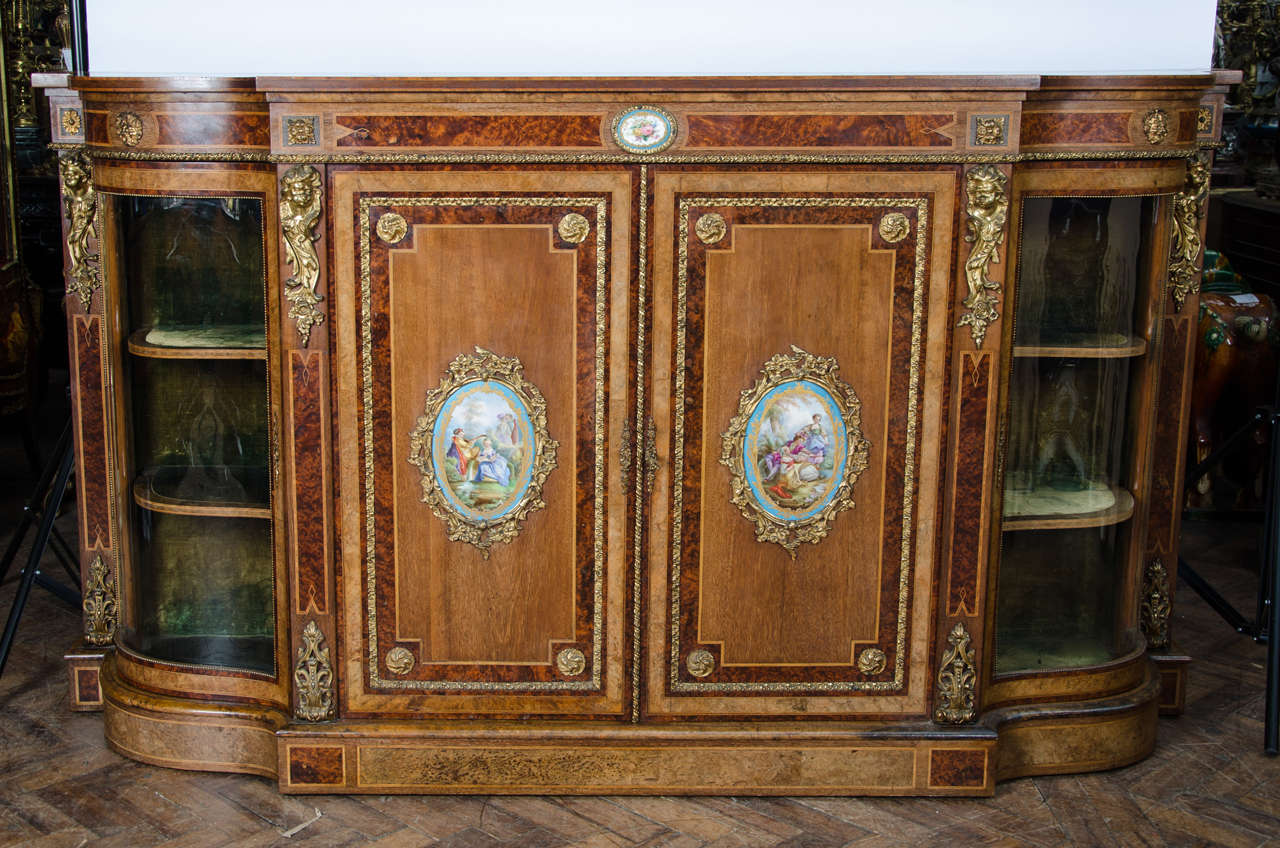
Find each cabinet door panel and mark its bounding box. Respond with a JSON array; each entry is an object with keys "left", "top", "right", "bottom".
[
  {"left": 333, "top": 169, "right": 632, "bottom": 717},
  {"left": 646, "top": 170, "right": 955, "bottom": 717}
]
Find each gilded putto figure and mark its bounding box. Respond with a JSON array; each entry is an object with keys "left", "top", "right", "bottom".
[
  {"left": 280, "top": 165, "right": 325, "bottom": 346},
  {"left": 59, "top": 151, "right": 98, "bottom": 311},
  {"left": 957, "top": 165, "right": 1008, "bottom": 348}
]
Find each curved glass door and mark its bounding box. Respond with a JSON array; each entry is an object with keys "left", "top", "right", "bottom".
[
  {"left": 994, "top": 195, "right": 1157, "bottom": 675},
  {"left": 111, "top": 195, "right": 275, "bottom": 674}
]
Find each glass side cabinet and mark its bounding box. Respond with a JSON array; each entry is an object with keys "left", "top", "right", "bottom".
[
  {"left": 994, "top": 182, "right": 1165, "bottom": 677},
  {"left": 102, "top": 179, "right": 282, "bottom": 679}
]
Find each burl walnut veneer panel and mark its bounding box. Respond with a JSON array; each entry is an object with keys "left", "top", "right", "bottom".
[{"left": 72, "top": 314, "right": 112, "bottom": 552}]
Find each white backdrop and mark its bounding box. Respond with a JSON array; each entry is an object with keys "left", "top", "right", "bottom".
[{"left": 86, "top": 0, "right": 1219, "bottom": 77}]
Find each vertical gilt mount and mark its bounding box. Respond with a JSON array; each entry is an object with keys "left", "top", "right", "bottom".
[
  {"left": 1141, "top": 558, "right": 1172, "bottom": 650},
  {"left": 935, "top": 622, "right": 977, "bottom": 724},
  {"left": 294, "top": 620, "right": 334, "bottom": 721},
  {"left": 82, "top": 554, "right": 116, "bottom": 647},
  {"left": 280, "top": 165, "right": 325, "bottom": 346},
  {"left": 1169, "top": 151, "right": 1210, "bottom": 312},
  {"left": 59, "top": 150, "right": 98, "bottom": 312},
  {"left": 957, "top": 165, "right": 1008, "bottom": 348}
]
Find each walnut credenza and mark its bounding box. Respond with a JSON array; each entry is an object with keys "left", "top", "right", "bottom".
[{"left": 41, "top": 73, "right": 1231, "bottom": 795}]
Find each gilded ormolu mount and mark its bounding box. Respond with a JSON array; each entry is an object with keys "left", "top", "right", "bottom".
[
  {"left": 1141, "top": 557, "right": 1172, "bottom": 650},
  {"left": 82, "top": 554, "right": 116, "bottom": 647},
  {"left": 59, "top": 150, "right": 98, "bottom": 311},
  {"left": 294, "top": 620, "right": 334, "bottom": 721},
  {"left": 935, "top": 621, "right": 977, "bottom": 724},
  {"left": 957, "top": 165, "right": 1009, "bottom": 348},
  {"left": 1169, "top": 151, "right": 1210, "bottom": 311},
  {"left": 407, "top": 347, "right": 558, "bottom": 558},
  {"left": 280, "top": 165, "right": 325, "bottom": 346},
  {"left": 720, "top": 346, "right": 871, "bottom": 558}
]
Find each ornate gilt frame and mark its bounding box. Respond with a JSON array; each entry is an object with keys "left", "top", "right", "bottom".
[
  {"left": 407, "top": 346, "right": 559, "bottom": 558},
  {"left": 720, "top": 346, "right": 872, "bottom": 558}
]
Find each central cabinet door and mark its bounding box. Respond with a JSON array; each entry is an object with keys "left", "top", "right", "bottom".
[
  {"left": 332, "top": 169, "right": 632, "bottom": 717},
  {"left": 646, "top": 169, "right": 956, "bottom": 717}
]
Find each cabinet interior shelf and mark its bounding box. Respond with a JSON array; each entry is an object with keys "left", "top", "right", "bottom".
[
  {"left": 132, "top": 467, "right": 271, "bottom": 519},
  {"left": 1012, "top": 336, "right": 1147, "bottom": 360},
  {"left": 1002, "top": 482, "right": 1135, "bottom": 531},
  {"left": 128, "top": 326, "right": 266, "bottom": 360}
]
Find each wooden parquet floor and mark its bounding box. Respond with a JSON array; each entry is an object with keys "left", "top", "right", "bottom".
[{"left": 1, "top": 408, "right": 1278, "bottom": 845}]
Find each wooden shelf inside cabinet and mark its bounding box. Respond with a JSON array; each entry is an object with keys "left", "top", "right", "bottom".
[
  {"left": 132, "top": 466, "right": 271, "bottom": 519},
  {"left": 127, "top": 326, "right": 266, "bottom": 360},
  {"left": 1002, "top": 482, "right": 1135, "bottom": 531},
  {"left": 1012, "top": 335, "right": 1147, "bottom": 359}
]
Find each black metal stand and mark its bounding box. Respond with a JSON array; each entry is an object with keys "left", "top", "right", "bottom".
[
  {"left": 1178, "top": 391, "right": 1280, "bottom": 754},
  {"left": 0, "top": 419, "right": 79, "bottom": 681}
]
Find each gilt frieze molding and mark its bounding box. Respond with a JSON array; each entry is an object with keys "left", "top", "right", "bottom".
[
  {"left": 280, "top": 165, "right": 325, "bottom": 346},
  {"left": 58, "top": 150, "right": 98, "bottom": 312},
  {"left": 72, "top": 148, "right": 1206, "bottom": 165},
  {"left": 957, "top": 165, "right": 1009, "bottom": 349}
]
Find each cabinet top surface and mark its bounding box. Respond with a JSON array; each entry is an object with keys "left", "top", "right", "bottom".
[{"left": 60, "top": 73, "right": 1230, "bottom": 96}]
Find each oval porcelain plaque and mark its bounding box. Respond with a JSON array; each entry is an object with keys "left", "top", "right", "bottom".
[
  {"left": 742, "top": 379, "right": 848, "bottom": 522},
  {"left": 407, "top": 347, "right": 558, "bottom": 558},
  {"left": 431, "top": 380, "right": 536, "bottom": 522},
  {"left": 719, "top": 346, "right": 870, "bottom": 557},
  {"left": 612, "top": 106, "right": 676, "bottom": 154}
]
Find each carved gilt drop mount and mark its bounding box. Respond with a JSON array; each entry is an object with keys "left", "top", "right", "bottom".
[
  {"left": 1141, "top": 558, "right": 1172, "bottom": 650},
  {"left": 280, "top": 165, "right": 326, "bottom": 346},
  {"left": 83, "top": 554, "right": 116, "bottom": 646}
]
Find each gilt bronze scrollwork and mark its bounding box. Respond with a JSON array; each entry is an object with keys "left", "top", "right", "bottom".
[
  {"left": 82, "top": 554, "right": 116, "bottom": 646},
  {"left": 935, "top": 622, "right": 977, "bottom": 724},
  {"left": 1142, "top": 558, "right": 1172, "bottom": 650},
  {"left": 114, "top": 112, "right": 143, "bottom": 147},
  {"left": 280, "top": 165, "right": 325, "bottom": 346},
  {"left": 294, "top": 620, "right": 334, "bottom": 721}
]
